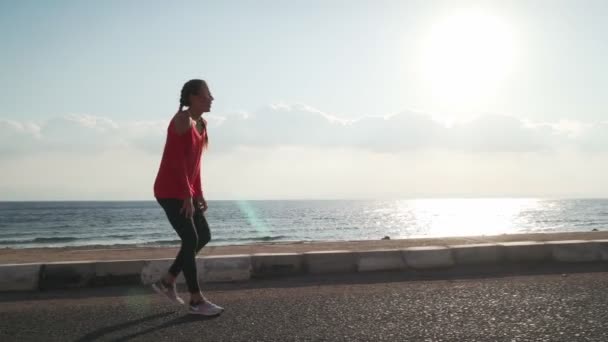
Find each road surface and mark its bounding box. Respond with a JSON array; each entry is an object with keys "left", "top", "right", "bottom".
[{"left": 1, "top": 269, "right": 607, "bottom": 341}]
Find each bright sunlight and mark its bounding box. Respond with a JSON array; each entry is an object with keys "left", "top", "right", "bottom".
[{"left": 419, "top": 9, "right": 519, "bottom": 113}]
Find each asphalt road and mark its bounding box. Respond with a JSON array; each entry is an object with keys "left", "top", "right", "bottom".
[{"left": 1, "top": 268, "right": 607, "bottom": 342}]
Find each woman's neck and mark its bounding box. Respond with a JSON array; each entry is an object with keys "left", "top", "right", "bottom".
[{"left": 186, "top": 108, "right": 203, "bottom": 120}]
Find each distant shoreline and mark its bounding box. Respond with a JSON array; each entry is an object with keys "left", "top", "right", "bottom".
[
  {"left": 1, "top": 231, "right": 606, "bottom": 265},
  {"left": 2, "top": 198, "right": 608, "bottom": 202}
]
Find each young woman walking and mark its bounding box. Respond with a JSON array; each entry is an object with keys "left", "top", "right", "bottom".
[{"left": 152, "top": 79, "right": 223, "bottom": 316}]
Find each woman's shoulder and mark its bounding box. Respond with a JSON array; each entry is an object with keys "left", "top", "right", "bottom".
[{"left": 172, "top": 111, "right": 193, "bottom": 135}]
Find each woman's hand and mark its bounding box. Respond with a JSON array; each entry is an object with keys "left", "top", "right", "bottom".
[
  {"left": 196, "top": 195, "right": 208, "bottom": 213},
  {"left": 180, "top": 197, "right": 195, "bottom": 218}
]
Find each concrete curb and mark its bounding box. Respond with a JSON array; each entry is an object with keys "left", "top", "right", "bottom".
[
  {"left": 596, "top": 239, "right": 608, "bottom": 261},
  {"left": 402, "top": 246, "right": 454, "bottom": 269},
  {"left": 0, "top": 263, "right": 41, "bottom": 291},
  {"left": 40, "top": 261, "right": 96, "bottom": 290},
  {"left": 304, "top": 250, "right": 357, "bottom": 274},
  {"left": 451, "top": 243, "right": 505, "bottom": 265},
  {"left": 1, "top": 239, "right": 607, "bottom": 292},
  {"left": 548, "top": 240, "right": 601, "bottom": 262},
  {"left": 357, "top": 249, "right": 406, "bottom": 272},
  {"left": 202, "top": 254, "right": 251, "bottom": 282},
  {"left": 498, "top": 241, "right": 552, "bottom": 262},
  {"left": 252, "top": 253, "right": 304, "bottom": 277}
]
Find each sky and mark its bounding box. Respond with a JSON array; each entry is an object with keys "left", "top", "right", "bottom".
[{"left": 1, "top": 0, "right": 607, "bottom": 200}]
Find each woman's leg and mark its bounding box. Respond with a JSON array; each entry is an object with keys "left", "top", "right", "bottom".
[
  {"left": 192, "top": 206, "right": 211, "bottom": 253},
  {"left": 157, "top": 200, "right": 223, "bottom": 314},
  {"left": 162, "top": 205, "right": 211, "bottom": 279},
  {"left": 169, "top": 206, "right": 211, "bottom": 303},
  {"left": 157, "top": 198, "right": 202, "bottom": 296}
]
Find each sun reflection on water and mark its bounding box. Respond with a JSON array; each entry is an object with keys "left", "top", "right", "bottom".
[{"left": 406, "top": 198, "right": 541, "bottom": 237}]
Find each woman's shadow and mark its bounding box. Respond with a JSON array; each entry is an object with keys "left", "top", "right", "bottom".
[{"left": 74, "top": 311, "right": 220, "bottom": 342}]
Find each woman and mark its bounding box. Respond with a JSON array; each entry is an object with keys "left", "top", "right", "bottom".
[{"left": 152, "top": 79, "right": 223, "bottom": 316}]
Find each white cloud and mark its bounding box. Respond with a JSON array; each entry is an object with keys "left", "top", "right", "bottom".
[
  {"left": 445, "top": 114, "right": 554, "bottom": 153},
  {"left": 1, "top": 106, "right": 608, "bottom": 199},
  {"left": 2, "top": 106, "right": 608, "bottom": 159},
  {"left": 0, "top": 115, "right": 165, "bottom": 157},
  {"left": 212, "top": 104, "right": 602, "bottom": 153},
  {"left": 0, "top": 119, "right": 42, "bottom": 156},
  {"left": 1, "top": 106, "right": 607, "bottom": 158},
  {"left": 577, "top": 121, "right": 608, "bottom": 152}
]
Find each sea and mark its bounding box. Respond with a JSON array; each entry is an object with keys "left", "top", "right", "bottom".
[{"left": 0, "top": 199, "right": 607, "bottom": 249}]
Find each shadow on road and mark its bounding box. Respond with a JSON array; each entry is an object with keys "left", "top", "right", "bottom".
[
  {"left": 109, "top": 314, "right": 220, "bottom": 341},
  {"left": 2, "top": 262, "right": 607, "bottom": 303},
  {"left": 73, "top": 311, "right": 175, "bottom": 342}
]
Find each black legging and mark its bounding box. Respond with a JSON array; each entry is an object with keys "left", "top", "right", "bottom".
[{"left": 157, "top": 198, "right": 211, "bottom": 294}]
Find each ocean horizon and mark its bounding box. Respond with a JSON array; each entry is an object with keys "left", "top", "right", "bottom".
[{"left": 1, "top": 198, "right": 606, "bottom": 249}]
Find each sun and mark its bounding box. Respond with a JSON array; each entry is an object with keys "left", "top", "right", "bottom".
[{"left": 419, "top": 10, "right": 518, "bottom": 113}]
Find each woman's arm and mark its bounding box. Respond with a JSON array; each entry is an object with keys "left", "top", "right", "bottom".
[
  {"left": 193, "top": 172, "right": 207, "bottom": 212},
  {"left": 170, "top": 114, "right": 195, "bottom": 199}
]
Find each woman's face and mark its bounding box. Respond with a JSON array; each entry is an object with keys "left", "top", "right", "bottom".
[{"left": 190, "top": 82, "right": 214, "bottom": 112}]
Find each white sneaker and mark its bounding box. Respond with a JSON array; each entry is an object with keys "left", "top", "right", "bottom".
[
  {"left": 189, "top": 300, "right": 224, "bottom": 316},
  {"left": 151, "top": 279, "right": 185, "bottom": 305}
]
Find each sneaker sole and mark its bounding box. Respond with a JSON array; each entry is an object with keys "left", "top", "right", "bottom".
[{"left": 188, "top": 309, "right": 224, "bottom": 316}]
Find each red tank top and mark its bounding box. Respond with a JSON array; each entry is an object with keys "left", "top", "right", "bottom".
[{"left": 154, "top": 119, "right": 205, "bottom": 199}]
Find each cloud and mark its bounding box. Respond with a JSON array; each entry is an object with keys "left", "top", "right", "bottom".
[
  {"left": 0, "top": 105, "right": 606, "bottom": 160},
  {"left": 2, "top": 107, "right": 608, "bottom": 200},
  {"left": 212, "top": 104, "right": 599, "bottom": 153},
  {"left": 0, "top": 119, "right": 42, "bottom": 156},
  {"left": 40, "top": 115, "right": 123, "bottom": 151},
  {"left": 0, "top": 115, "right": 166, "bottom": 157},
  {"left": 210, "top": 104, "right": 353, "bottom": 149},
  {"left": 445, "top": 114, "right": 554, "bottom": 153},
  {"left": 578, "top": 121, "right": 608, "bottom": 152}
]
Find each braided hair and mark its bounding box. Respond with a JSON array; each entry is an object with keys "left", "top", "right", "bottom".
[{"left": 178, "top": 79, "right": 209, "bottom": 148}]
